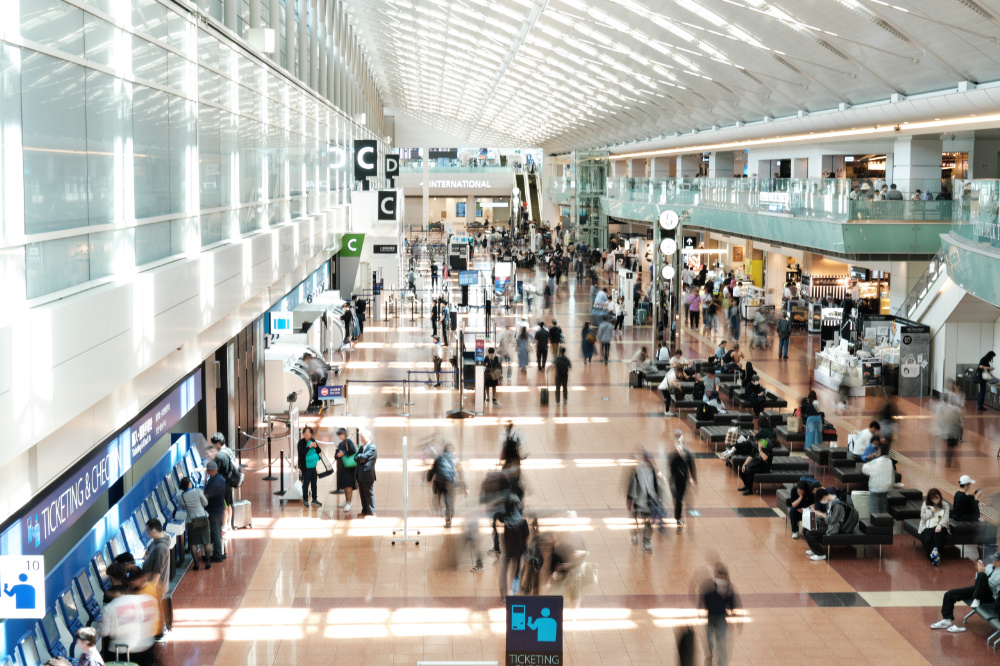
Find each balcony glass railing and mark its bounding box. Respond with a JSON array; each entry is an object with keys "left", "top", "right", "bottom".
[
  {"left": 593, "top": 176, "right": 956, "bottom": 223},
  {"left": 949, "top": 179, "right": 1000, "bottom": 249},
  {"left": 400, "top": 165, "right": 510, "bottom": 174}
]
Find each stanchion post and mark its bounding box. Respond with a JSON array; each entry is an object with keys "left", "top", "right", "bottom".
[
  {"left": 391, "top": 435, "right": 419, "bottom": 546},
  {"left": 343, "top": 379, "right": 351, "bottom": 416},
  {"left": 273, "top": 450, "right": 286, "bottom": 496},
  {"left": 263, "top": 426, "right": 277, "bottom": 481},
  {"left": 400, "top": 379, "right": 409, "bottom": 417}
]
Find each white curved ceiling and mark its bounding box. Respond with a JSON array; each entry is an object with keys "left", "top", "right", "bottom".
[{"left": 345, "top": 0, "right": 1000, "bottom": 152}]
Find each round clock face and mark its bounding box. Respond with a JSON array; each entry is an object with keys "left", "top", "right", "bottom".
[
  {"left": 659, "top": 209, "right": 679, "bottom": 230},
  {"left": 661, "top": 265, "right": 676, "bottom": 280},
  {"left": 660, "top": 238, "right": 677, "bottom": 255}
]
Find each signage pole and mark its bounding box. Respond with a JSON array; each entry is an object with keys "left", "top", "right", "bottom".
[
  {"left": 652, "top": 222, "right": 660, "bottom": 353},
  {"left": 447, "top": 328, "right": 474, "bottom": 418},
  {"left": 263, "top": 417, "right": 277, "bottom": 480},
  {"left": 391, "top": 436, "right": 420, "bottom": 546}
]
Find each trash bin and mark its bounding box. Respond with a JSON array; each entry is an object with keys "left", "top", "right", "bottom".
[{"left": 851, "top": 490, "right": 871, "bottom": 522}]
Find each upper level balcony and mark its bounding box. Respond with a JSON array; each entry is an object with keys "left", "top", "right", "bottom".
[
  {"left": 941, "top": 180, "right": 1000, "bottom": 307},
  {"left": 569, "top": 176, "right": 956, "bottom": 259}
]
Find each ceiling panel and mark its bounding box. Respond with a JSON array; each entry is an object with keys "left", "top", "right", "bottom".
[{"left": 345, "top": 0, "right": 1000, "bottom": 151}]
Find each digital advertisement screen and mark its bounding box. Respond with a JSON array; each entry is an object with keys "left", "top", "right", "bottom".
[{"left": 459, "top": 271, "right": 478, "bottom": 286}]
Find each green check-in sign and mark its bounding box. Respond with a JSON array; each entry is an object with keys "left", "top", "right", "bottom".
[{"left": 341, "top": 233, "right": 365, "bottom": 257}]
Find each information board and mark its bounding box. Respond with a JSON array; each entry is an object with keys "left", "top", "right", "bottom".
[{"left": 506, "top": 596, "right": 563, "bottom": 665}]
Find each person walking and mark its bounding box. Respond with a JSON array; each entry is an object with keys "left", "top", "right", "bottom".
[
  {"left": 548, "top": 319, "right": 563, "bottom": 361},
  {"left": 297, "top": 426, "right": 322, "bottom": 508},
  {"left": 534, "top": 320, "right": 550, "bottom": 370},
  {"left": 430, "top": 261, "right": 439, "bottom": 291},
  {"left": 687, "top": 289, "right": 702, "bottom": 330},
  {"left": 203, "top": 461, "right": 227, "bottom": 563},
  {"left": 431, "top": 298, "right": 439, "bottom": 338},
  {"left": 354, "top": 428, "right": 378, "bottom": 518},
  {"left": 427, "top": 444, "right": 464, "bottom": 528},
  {"left": 178, "top": 477, "right": 212, "bottom": 570},
  {"left": 597, "top": 315, "right": 614, "bottom": 364},
  {"left": 626, "top": 449, "right": 662, "bottom": 553},
  {"left": 498, "top": 326, "right": 516, "bottom": 381},
  {"left": 581, "top": 322, "right": 595, "bottom": 364},
  {"left": 432, "top": 335, "right": 444, "bottom": 387},
  {"left": 702, "top": 563, "right": 740, "bottom": 666},
  {"left": 516, "top": 326, "right": 532, "bottom": 375},
  {"left": 976, "top": 351, "right": 995, "bottom": 410},
  {"left": 334, "top": 428, "right": 357, "bottom": 511},
  {"left": 776, "top": 312, "right": 792, "bottom": 359},
  {"left": 728, "top": 302, "right": 740, "bottom": 342},
  {"left": 440, "top": 300, "right": 451, "bottom": 346},
  {"left": 499, "top": 495, "right": 529, "bottom": 600},
  {"left": 667, "top": 431, "right": 697, "bottom": 529},
  {"left": 548, "top": 346, "right": 572, "bottom": 406}
]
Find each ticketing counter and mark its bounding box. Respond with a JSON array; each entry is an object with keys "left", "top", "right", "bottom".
[{"left": 0, "top": 370, "right": 205, "bottom": 663}]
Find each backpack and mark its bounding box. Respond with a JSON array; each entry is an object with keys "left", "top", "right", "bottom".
[
  {"left": 549, "top": 326, "right": 563, "bottom": 343},
  {"left": 691, "top": 380, "right": 706, "bottom": 401},
  {"left": 799, "top": 475, "right": 822, "bottom": 491},
  {"left": 216, "top": 449, "right": 245, "bottom": 488},
  {"left": 430, "top": 454, "right": 457, "bottom": 484},
  {"left": 696, "top": 403, "right": 718, "bottom": 420},
  {"left": 554, "top": 355, "right": 571, "bottom": 374}
]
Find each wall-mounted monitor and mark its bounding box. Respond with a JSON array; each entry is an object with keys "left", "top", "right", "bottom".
[
  {"left": 18, "top": 632, "right": 40, "bottom": 666},
  {"left": 458, "top": 271, "right": 478, "bottom": 286},
  {"left": 61, "top": 589, "right": 78, "bottom": 621},
  {"left": 93, "top": 553, "right": 109, "bottom": 586},
  {"left": 75, "top": 570, "right": 95, "bottom": 603}
]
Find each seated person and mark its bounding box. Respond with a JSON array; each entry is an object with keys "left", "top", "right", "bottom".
[
  {"left": 744, "top": 375, "right": 767, "bottom": 417},
  {"left": 714, "top": 341, "right": 727, "bottom": 364},
  {"left": 931, "top": 551, "right": 1000, "bottom": 632},
  {"left": 696, "top": 399, "right": 720, "bottom": 422},
  {"left": 631, "top": 347, "right": 655, "bottom": 374},
  {"left": 848, "top": 421, "right": 881, "bottom": 462},
  {"left": 679, "top": 364, "right": 699, "bottom": 382},
  {"left": 655, "top": 342, "right": 671, "bottom": 363},
  {"left": 740, "top": 361, "right": 757, "bottom": 388},
  {"left": 702, "top": 369, "right": 718, "bottom": 396},
  {"left": 668, "top": 348, "right": 688, "bottom": 370},
  {"left": 721, "top": 344, "right": 744, "bottom": 372},
  {"left": 789, "top": 480, "right": 817, "bottom": 540},
  {"left": 953, "top": 475, "right": 982, "bottom": 522},
  {"left": 803, "top": 487, "right": 859, "bottom": 561},
  {"left": 737, "top": 439, "right": 772, "bottom": 495},
  {"left": 704, "top": 390, "right": 726, "bottom": 413},
  {"left": 755, "top": 415, "right": 776, "bottom": 445}
]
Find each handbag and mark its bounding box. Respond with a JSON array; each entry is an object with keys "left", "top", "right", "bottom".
[
  {"left": 189, "top": 515, "right": 209, "bottom": 529},
  {"left": 786, "top": 415, "right": 802, "bottom": 433},
  {"left": 490, "top": 369, "right": 503, "bottom": 381},
  {"left": 317, "top": 452, "right": 334, "bottom": 479},
  {"left": 342, "top": 448, "right": 357, "bottom": 468}
]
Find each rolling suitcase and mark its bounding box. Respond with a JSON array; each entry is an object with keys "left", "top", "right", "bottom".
[
  {"left": 540, "top": 387, "right": 549, "bottom": 406},
  {"left": 629, "top": 370, "right": 644, "bottom": 388},
  {"left": 232, "top": 488, "right": 252, "bottom": 529},
  {"left": 108, "top": 644, "right": 139, "bottom": 666},
  {"left": 160, "top": 591, "right": 174, "bottom": 631}
]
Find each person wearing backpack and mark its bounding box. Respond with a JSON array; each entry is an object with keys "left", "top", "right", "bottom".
[
  {"left": 210, "top": 432, "right": 237, "bottom": 531},
  {"left": 581, "top": 322, "right": 595, "bottom": 364},
  {"left": 427, "top": 444, "right": 465, "bottom": 528},
  {"left": 548, "top": 346, "right": 572, "bottom": 406},
  {"left": 804, "top": 487, "right": 858, "bottom": 561}
]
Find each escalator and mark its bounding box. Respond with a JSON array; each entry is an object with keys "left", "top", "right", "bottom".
[{"left": 527, "top": 174, "right": 541, "bottom": 223}]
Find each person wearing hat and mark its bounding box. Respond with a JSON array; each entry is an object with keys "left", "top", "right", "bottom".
[
  {"left": 931, "top": 552, "right": 1000, "bottom": 632},
  {"left": 667, "top": 431, "right": 696, "bottom": 529},
  {"left": 953, "top": 476, "right": 983, "bottom": 522},
  {"left": 203, "top": 460, "right": 227, "bottom": 562}
]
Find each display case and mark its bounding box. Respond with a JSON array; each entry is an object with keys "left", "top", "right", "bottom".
[
  {"left": 814, "top": 349, "right": 866, "bottom": 396},
  {"left": 740, "top": 285, "right": 765, "bottom": 321}
]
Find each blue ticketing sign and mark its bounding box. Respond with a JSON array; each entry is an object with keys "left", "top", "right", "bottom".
[
  {"left": 506, "top": 595, "right": 563, "bottom": 665},
  {"left": 318, "top": 385, "right": 343, "bottom": 400}
]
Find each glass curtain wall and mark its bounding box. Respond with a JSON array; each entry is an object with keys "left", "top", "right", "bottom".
[
  {"left": 1, "top": 0, "right": 367, "bottom": 301},
  {"left": 574, "top": 150, "right": 609, "bottom": 248}
]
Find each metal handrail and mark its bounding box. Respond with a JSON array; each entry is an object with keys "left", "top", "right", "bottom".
[{"left": 894, "top": 246, "right": 948, "bottom": 319}]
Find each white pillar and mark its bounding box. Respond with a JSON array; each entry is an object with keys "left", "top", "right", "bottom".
[
  {"left": 268, "top": 0, "right": 281, "bottom": 65},
  {"left": 224, "top": 0, "right": 238, "bottom": 32},
  {"left": 285, "top": 0, "right": 295, "bottom": 74},
  {"left": 792, "top": 158, "right": 809, "bottom": 179},
  {"left": 892, "top": 137, "right": 942, "bottom": 194},
  {"left": 650, "top": 157, "right": 673, "bottom": 178},
  {"left": 422, "top": 149, "right": 430, "bottom": 231},
  {"left": 627, "top": 158, "right": 647, "bottom": 178},
  {"left": 708, "top": 152, "right": 735, "bottom": 178},
  {"left": 676, "top": 154, "right": 700, "bottom": 178},
  {"left": 317, "top": 0, "right": 327, "bottom": 98},
  {"left": 298, "top": 0, "right": 309, "bottom": 84}
]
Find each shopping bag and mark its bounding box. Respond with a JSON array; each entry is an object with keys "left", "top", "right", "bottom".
[
  {"left": 786, "top": 415, "right": 802, "bottom": 433},
  {"left": 317, "top": 452, "right": 334, "bottom": 478},
  {"left": 802, "top": 508, "right": 815, "bottom": 531}
]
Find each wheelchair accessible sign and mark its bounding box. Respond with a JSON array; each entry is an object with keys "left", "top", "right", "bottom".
[
  {"left": 0, "top": 556, "right": 46, "bottom": 619},
  {"left": 506, "top": 595, "right": 563, "bottom": 665}
]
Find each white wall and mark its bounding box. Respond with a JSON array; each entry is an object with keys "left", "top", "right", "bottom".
[{"left": 0, "top": 207, "right": 348, "bottom": 524}]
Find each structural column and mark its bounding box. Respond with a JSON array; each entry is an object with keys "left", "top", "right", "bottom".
[
  {"left": 708, "top": 152, "right": 735, "bottom": 178},
  {"left": 285, "top": 0, "right": 295, "bottom": 74},
  {"left": 650, "top": 157, "right": 673, "bottom": 178},
  {"left": 676, "top": 154, "right": 700, "bottom": 178},
  {"left": 223, "top": 0, "right": 238, "bottom": 32},
  {"left": 317, "top": 0, "right": 327, "bottom": 98},
  {"left": 893, "top": 136, "right": 943, "bottom": 194},
  {"left": 268, "top": 0, "right": 281, "bottom": 65},
  {"left": 298, "top": 0, "right": 309, "bottom": 84},
  {"left": 627, "top": 158, "right": 647, "bottom": 178}
]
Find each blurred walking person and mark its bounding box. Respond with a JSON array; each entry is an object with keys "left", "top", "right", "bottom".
[
  {"left": 626, "top": 449, "right": 663, "bottom": 553},
  {"left": 499, "top": 495, "right": 529, "bottom": 600},
  {"left": 933, "top": 379, "right": 964, "bottom": 467},
  {"left": 667, "top": 431, "right": 697, "bottom": 530},
  {"left": 702, "top": 563, "right": 740, "bottom": 666},
  {"left": 427, "top": 443, "right": 465, "bottom": 528}
]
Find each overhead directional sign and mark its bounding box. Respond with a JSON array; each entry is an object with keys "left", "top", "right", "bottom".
[
  {"left": 506, "top": 596, "right": 563, "bottom": 665},
  {"left": 354, "top": 140, "right": 378, "bottom": 180}
]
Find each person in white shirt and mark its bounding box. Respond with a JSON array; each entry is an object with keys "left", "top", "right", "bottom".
[
  {"left": 656, "top": 343, "right": 671, "bottom": 362},
  {"left": 849, "top": 421, "right": 881, "bottom": 461},
  {"left": 658, "top": 368, "right": 681, "bottom": 416},
  {"left": 850, "top": 281, "right": 861, "bottom": 302},
  {"left": 782, "top": 283, "right": 793, "bottom": 302},
  {"left": 669, "top": 349, "right": 688, "bottom": 370},
  {"left": 862, "top": 444, "right": 894, "bottom": 514},
  {"left": 732, "top": 283, "right": 741, "bottom": 300}
]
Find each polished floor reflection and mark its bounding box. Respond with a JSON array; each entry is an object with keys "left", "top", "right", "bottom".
[{"left": 159, "top": 241, "right": 998, "bottom": 666}]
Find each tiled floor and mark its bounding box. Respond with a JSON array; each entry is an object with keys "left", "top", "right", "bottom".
[{"left": 159, "top": 241, "right": 999, "bottom": 665}]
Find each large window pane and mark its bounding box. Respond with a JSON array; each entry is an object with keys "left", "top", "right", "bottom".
[
  {"left": 86, "top": 70, "right": 132, "bottom": 226},
  {"left": 22, "top": 51, "right": 88, "bottom": 234},
  {"left": 133, "top": 35, "right": 169, "bottom": 88},
  {"left": 135, "top": 220, "right": 171, "bottom": 265},
  {"left": 168, "top": 96, "right": 195, "bottom": 216},
  {"left": 89, "top": 228, "right": 134, "bottom": 279},
  {"left": 26, "top": 236, "right": 90, "bottom": 299},
  {"left": 0, "top": 44, "right": 23, "bottom": 241},
  {"left": 199, "top": 104, "right": 222, "bottom": 210},
  {"left": 21, "top": 0, "right": 85, "bottom": 59},
  {"left": 200, "top": 211, "right": 228, "bottom": 246},
  {"left": 133, "top": 85, "right": 171, "bottom": 218}
]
